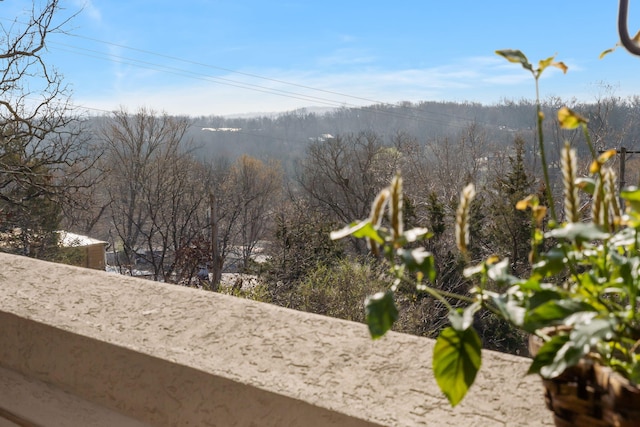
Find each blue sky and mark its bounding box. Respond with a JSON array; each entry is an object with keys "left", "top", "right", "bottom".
[{"left": 7, "top": 1, "right": 640, "bottom": 116}]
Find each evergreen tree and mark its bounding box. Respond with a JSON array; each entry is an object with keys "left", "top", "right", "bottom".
[{"left": 487, "top": 135, "right": 534, "bottom": 275}]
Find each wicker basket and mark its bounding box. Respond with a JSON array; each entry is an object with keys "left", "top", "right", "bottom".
[
  {"left": 529, "top": 333, "right": 640, "bottom": 426},
  {"left": 541, "top": 360, "right": 640, "bottom": 427}
]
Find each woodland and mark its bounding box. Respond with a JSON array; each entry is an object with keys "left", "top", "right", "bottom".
[{"left": 4, "top": 1, "right": 640, "bottom": 356}]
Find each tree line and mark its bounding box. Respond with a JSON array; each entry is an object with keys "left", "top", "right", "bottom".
[{"left": 3, "top": 1, "right": 640, "bottom": 354}]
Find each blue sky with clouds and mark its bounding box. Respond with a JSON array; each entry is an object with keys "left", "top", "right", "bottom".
[{"left": 7, "top": 1, "right": 640, "bottom": 116}]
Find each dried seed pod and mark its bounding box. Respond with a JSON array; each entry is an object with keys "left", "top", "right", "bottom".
[
  {"left": 456, "top": 183, "right": 476, "bottom": 256},
  {"left": 561, "top": 141, "right": 579, "bottom": 223},
  {"left": 389, "top": 174, "right": 403, "bottom": 241}
]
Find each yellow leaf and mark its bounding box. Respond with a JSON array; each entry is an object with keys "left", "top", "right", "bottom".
[
  {"left": 486, "top": 255, "right": 500, "bottom": 265},
  {"left": 589, "top": 149, "right": 616, "bottom": 174},
  {"left": 600, "top": 46, "right": 617, "bottom": 59},
  {"left": 557, "top": 107, "right": 588, "bottom": 129},
  {"left": 552, "top": 61, "right": 568, "bottom": 74},
  {"left": 533, "top": 206, "right": 547, "bottom": 225},
  {"left": 538, "top": 55, "right": 556, "bottom": 71},
  {"left": 598, "top": 149, "right": 617, "bottom": 163},
  {"left": 633, "top": 30, "right": 640, "bottom": 43},
  {"left": 516, "top": 195, "right": 535, "bottom": 210}
]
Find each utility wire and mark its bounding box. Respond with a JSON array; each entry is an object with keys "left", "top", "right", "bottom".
[{"left": 53, "top": 32, "right": 488, "bottom": 128}]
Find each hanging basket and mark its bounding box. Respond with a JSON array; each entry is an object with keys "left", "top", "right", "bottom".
[{"left": 540, "top": 360, "right": 640, "bottom": 427}]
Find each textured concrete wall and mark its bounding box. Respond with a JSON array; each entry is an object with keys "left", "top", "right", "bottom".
[{"left": 0, "top": 252, "right": 553, "bottom": 426}]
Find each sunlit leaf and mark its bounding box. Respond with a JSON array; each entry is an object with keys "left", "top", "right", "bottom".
[
  {"left": 621, "top": 186, "right": 640, "bottom": 202},
  {"left": 539, "top": 338, "right": 589, "bottom": 379},
  {"left": 365, "top": 291, "right": 398, "bottom": 339},
  {"left": 558, "top": 107, "right": 588, "bottom": 129},
  {"left": 597, "top": 148, "right": 617, "bottom": 164},
  {"left": 539, "top": 55, "right": 567, "bottom": 75},
  {"left": 433, "top": 326, "right": 482, "bottom": 406},
  {"left": 552, "top": 61, "right": 568, "bottom": 74},
  {"left": 397, "top": 247, "right": 437, "bottom": 282},
  {"left": 330, "top": 220, "right": 367, "bottom": 240},
  {"left": 576, "top": 177, "right": 595, "bottom": 195},
  {"left": 488, "top": 292, "right": 526, "bottom": 327},
  {"left": 532, "top": 246, "right": 566, "bottom": 276},
  {"left": 524, "top": 301, "right": 596, "bottom": 332},
  {"left": 487, "top": 258, "right": 518, "bottom": 285},
  {"left": 330, "top": 220, "right": 383, "bottom": 244},
  {"left": 546, "top": 222, "right": 609, "bottom": 244},
  {"left": 402, "top": 227, "right": 431, "bottom": 242},
  {"left": 528, "top": 333, "right": 569, "bottom": 375},
  {"left": 600, "top": 46, "right": 617, "bottom": 59},
  {"left": 570, "top": 317, "right": 616, "bottom": 351},
  {"left": 538, "top": 55, "right": 555, "bottom": 71},
  {"left": 448, "top": 302, "right": 481, "bottom": 331}
]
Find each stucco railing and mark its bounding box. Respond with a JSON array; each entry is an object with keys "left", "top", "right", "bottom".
[{"left": 0, "top": 252, "right": 552, "bottom": 426}]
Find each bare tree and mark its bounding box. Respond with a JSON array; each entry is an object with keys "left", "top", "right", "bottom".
[
  {"left": 101, "top": 107, "right": 209, "bottom": 282},
  {"left": 0, "top": 1, "right": 97, "bottom": 257},
  {"left": 422, "top": 122, "right": 492, "bottom": 203},
  {"left": 221, "top": 154, "right": 282, "bottom": 270},
  {"left": 298, "top": 132, "right": 396, "bottom": 223}
]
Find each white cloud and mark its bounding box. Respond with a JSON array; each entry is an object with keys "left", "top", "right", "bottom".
[
  {"left": 70, "top": 0, "right": 102, "bottom": 23},
  {"left": 71, "top": 54, "right": 587, "bottom": 117}
]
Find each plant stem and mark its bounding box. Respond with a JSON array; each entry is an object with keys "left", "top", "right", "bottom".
[
  {"left": 534, "top": 76, "right": 557, "bottom": 221},
  {"left": 582, "top": 124, "right": 597, "bottom": 160}
]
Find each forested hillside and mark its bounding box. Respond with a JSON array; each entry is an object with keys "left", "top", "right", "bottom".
[
  {"left": 3, "top": 0, "right": 640, "bottom": 356},
  {"left": 181, "top": 97, "right": 640, "bottom": 176}
]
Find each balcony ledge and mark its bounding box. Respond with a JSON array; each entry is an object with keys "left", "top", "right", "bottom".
[{"left": 0, "top": 252, "right": 552, "bottom": 426}]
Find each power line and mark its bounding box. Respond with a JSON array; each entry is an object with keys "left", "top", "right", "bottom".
[
  {"left": 54, "top": 32, "right": 488, "bottom": 128},
  {"left": 1, "top": 14, "right": 498, "bottom": 128}
]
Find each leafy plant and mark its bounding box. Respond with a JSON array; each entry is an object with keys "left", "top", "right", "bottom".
[{"left": 331, "top": 49, "right": 640, "bottom": 406}]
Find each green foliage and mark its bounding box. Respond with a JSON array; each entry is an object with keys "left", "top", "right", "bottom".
[
  {"left": 426, "top": 192, "right": 446, "bottom": 238},
  {"left": 293, "top": 259, "right": 388, "bottom": 323},
  {"left": 218, "top": 281, "right": 271, "bottom": 303},
  {"left": 486, "top": 136, "right": 535, "bottom": 275},
  {"left": 433, "top": 326, "right": 482, "bottom": 406},
  {"left": 332, "top": 49, "right": 640, "bottom": 407},
  {"left": 365, "top": 291, "right": 398, "bottom": 339},
  {"left": 0, "top": 148, "right": 63, "bottom": 259}
]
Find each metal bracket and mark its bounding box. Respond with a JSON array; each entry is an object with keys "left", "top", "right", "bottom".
[{"left": 619, "top": 0, "right": 640, "bottom": 55}]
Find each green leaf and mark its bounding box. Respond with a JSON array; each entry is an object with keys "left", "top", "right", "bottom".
[
  {"left": 397, "top": 247, "right": 436, "bottom": 282},
  {"left": 575, "top": 177, "right": 595, "bottom": 195},
  {"left": 569, "top": 317, "right": 616, "bottom": 351},
  {"left": 528, "top": 333, "right": 569, "bottom": 375},
  {"left": 629, "top": 362, "right": 640, "bottom": 385},
  {"left": 621, "top": 186, "right": 640, "bottom": 202},
  {"left": 527, "top": 289, "right": 564, "bottom": 310},
  {"left": 365, "top": 291, "right": 398, "bottom": 339},
  {"left": 524, "top": 300, "right": 596, "bottom": 332},
  {"left": 433, "top": 326, "right": 482, "bottom": 406},
  {"left": 495, "top": 49, "right": 532, "bottom": 71},
  {"left": 532, "top": 246, "right": 566, "bottom": 276},
  {"left": 448, "top": 302, "right": 481, "bottom": 331},
  {"left": 402, "top": 227, "right": 431, "bottom": 243},
  {"left": 540, "top": 338, "right": 589, "bottom": 379},
  {"left": 488, "top": 291, "right": 526, "bottom": 327},
  {"left": 486, "top": 258, "right": 518, "bottom": 285},
  {"left": 545, "top": 222, "right": 609, "bottom": 244},
  {"left": 330, "top": 220, "right": 383, "bottom": 243}
]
